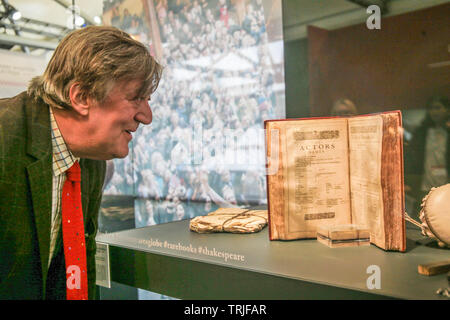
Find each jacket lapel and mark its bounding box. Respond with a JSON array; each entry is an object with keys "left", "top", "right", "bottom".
[{"left": 25, "top": 97, "right": 52, "bottom": 294}]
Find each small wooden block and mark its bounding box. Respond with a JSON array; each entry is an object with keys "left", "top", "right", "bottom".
[
  {"left": 418, "top": 260, "right": 450, "bottom": 276},
  {"left": 317, "top": 224, "right": 370, "bottom": 248}
]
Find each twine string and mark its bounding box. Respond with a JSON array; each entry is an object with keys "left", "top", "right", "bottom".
[
  {"left": 208, "top": 209, "right": 268, "bottom": 231},
  {"left": 404, "top": 211, "right": 422, "bottom": 228}
]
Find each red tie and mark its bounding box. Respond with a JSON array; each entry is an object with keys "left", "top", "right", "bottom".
[{"left": 61, "top": 161, "right": 88, "bottom": 300}]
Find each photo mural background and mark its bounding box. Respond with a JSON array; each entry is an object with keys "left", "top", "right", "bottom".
[{"left": 100, "top": 0, "right": 285, "bottom": 235}]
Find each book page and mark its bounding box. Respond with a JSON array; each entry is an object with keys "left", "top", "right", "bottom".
[
  {"left": 348, "top": 116, "right": 385, "bottom": 243},
  {"left": 284, "top": 119, "right": 352, "bottom": 238}
]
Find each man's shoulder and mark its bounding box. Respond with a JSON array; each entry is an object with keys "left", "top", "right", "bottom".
[
  {"left": 0, "top": 91, "right": 50, "bottom": 159},
  {"left": 0, "top": 91, "right": 29, "bottom": 122},
  {"left": 0, "top": 92, "right": 30, "bottom": 151}
]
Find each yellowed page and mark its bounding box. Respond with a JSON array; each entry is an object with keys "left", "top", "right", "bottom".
[
  {"left": 284, "top": 118, "right": 352, "bottom": 238},
  {"left": 348, "top": 116, "right": 385, "bottom": 243}
]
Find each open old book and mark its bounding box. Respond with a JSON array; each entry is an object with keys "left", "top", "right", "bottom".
[{"left": 264, "top": 111, "right": 406, "bottom": 251}]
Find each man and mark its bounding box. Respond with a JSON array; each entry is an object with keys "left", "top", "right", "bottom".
[
  {"left": 330, "top": 98, "right": 358, "bottom": 116},
  {"left": 0, "top": 26, "right": 162, "bottom": 299},
  {"left": 405, "top": 95, "right": 449, "bottom": 218}
]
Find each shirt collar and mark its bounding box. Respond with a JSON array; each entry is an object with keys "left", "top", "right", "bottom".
[{"left": 49, "top": 107, "right": 80, "bottom": 176}]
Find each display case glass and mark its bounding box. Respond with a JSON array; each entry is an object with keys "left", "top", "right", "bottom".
[{"left": 97, "top": 0, "right": 449, "bottom": 300}]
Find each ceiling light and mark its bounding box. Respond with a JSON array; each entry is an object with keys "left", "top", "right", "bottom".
[
  {"left": 11, "top": 10, "right": 22, "bottom": 21},
  {"left": 75, "top": 16, "right": 85, "bottom": 26},
  {"left": 94, "top": 16, "right": 102, "bottom": 25}
]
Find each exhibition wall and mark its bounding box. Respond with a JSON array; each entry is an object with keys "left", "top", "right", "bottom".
[
  {"left": 307, "top": 2, "right": 450, "bottom": 117},
  {"left": 0, "top": 49, "right": 46, "bottom": 98}
]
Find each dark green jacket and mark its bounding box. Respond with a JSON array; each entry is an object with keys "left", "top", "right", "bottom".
[{"left": 0, "top": 91, "right": 106, "bottom": 299}]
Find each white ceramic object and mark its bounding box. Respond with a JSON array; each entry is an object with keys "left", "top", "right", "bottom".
[{"left": 419, "top": 183, "right": 450, "bottom": 248}]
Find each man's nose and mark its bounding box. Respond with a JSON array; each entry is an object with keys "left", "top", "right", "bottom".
[{"left": 135, "top": 101, "right": 152, "bottom": 125}]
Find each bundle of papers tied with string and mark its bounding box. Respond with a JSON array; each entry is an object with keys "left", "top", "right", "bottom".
[{"left": 189, "top": 208, "right": 268, "bottom": 234}]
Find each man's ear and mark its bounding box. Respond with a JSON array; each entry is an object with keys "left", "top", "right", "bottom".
[{"left": 69, "top": 82, "right": 89, "bottom": 116}]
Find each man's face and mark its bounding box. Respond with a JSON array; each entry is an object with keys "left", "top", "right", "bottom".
[
  {"left": 333, "top": 103, "right": 356, "bottom": 116},
  {"left": 428, "top": 102, "right": 448, "bottom": 125},
  {"left": 86, "top": 79, "right": 152, "bottom": 160}
]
